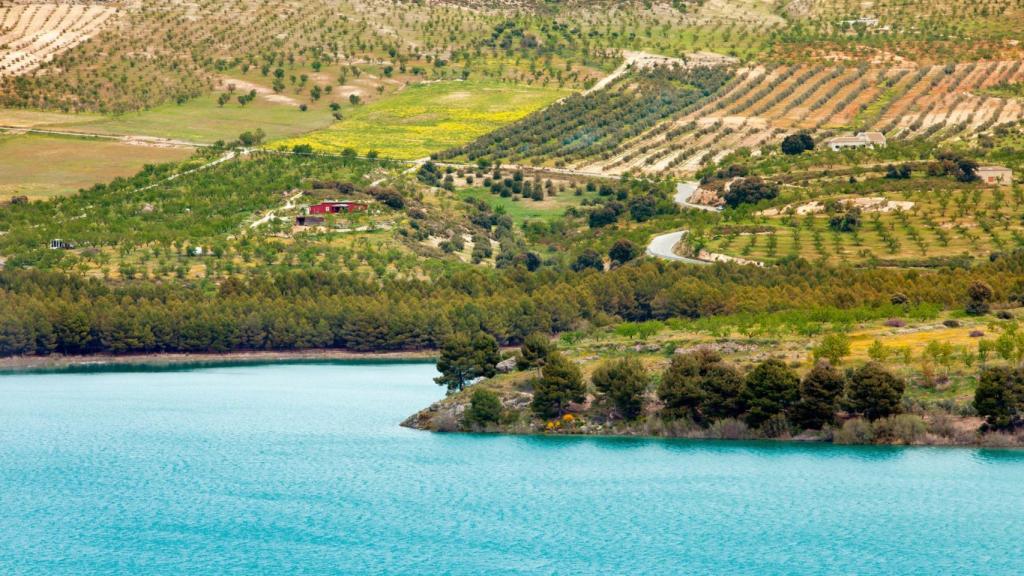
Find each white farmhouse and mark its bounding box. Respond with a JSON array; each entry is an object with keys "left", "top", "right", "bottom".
[
  {"left": 976, "top": 166, "right": 1013, "bottom": 186},
  {"left": 826, "top": 131, "right": 887, "bottom": 152}
]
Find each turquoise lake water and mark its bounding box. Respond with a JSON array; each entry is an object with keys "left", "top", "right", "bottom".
[{"left": 1, "top": 361, "right": 1023, "bottom": 575}]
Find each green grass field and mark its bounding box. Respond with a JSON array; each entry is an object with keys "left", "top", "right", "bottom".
[
  {"left": 0, "top": 88, "right": 333, "bottom": 145},
  {"left": 0, "top": 133, "right": 191, "bottom": 200},
  {"left": 46, "top": 94, "right": 335, "bottom": 144},
  {"left": 278, "top": 81, "right": 570, "bottom": 159},
  {"left": 457, "top": 186, "right": 592, "bottom": 224}
]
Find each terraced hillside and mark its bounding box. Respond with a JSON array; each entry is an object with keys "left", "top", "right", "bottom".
[
  {"left": 780, "top": 0, "right": 1024, "bottom": 62},
  {"left": 440, "top": 58, "right": 1024, "bottom": 176},
  {"left": 0, "top": 1, "right": 116, "bottom": 76}
]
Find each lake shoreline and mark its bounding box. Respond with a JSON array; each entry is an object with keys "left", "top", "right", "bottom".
[
  {"left": 402, "top": 389, "right": 1024, "bottom": 449},
  {"left": 0, "top": 349, "right": 437, "bottom": 372}
]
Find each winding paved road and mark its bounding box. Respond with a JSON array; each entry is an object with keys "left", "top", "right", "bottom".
[
  {"left": 645, "top": 230, "right": 708, "bottom": 265},
  {"left": 645, "top": 181, "right": 716, "bottom": 264}
]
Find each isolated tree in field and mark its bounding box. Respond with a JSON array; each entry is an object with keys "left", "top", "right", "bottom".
[
  {"left": 828, "top": 207, "right": 862, "bottom": 232},
  {"left": 238, "top": 131, "right": 257, "bottom": 147},
  {"left": 741, "top": 359, "right": 800, "bottom": 428},
  {"left": 517, "top": 333, "right": 553, "bottom": 370},
  {"left": 973, "top": 365, "right": 1024, "bottom": 430},
  {"left": 349, "top": 94, "right": 361, "bottom": 105},
  {"left": 846, "top": 362, "right": 905, "bottom": 420},
  {"left": 966, "top": 281, "right": 993, "bottom": 316},
  {"left": 793, "top": 360, "right": 846, "bottom": 429},
  {"left": 435, "top": 332, "right": 500, "bottom": 393},
  {"left": 591, "top": 357, "right": 648, "bottom": 420},
  {"left": 608, "top": 239, "right": 640, "bottom": 264},
  {"left": 813, "top": 333, "right": 851, "bottom": 364},
  {"left": 781, "top": 133, "right": 814, "bottom": 155},
  {"left": 531, "top": 352, "right": 585, "bottom": 418},
  {"left": 465, "top": 387, "right": 503, "bottom": 427}
]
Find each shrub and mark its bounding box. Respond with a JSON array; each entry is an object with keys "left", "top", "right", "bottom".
[
  {"left": 832, "top": 418, "right": 874, "bottom": 444},
  {"left": 571, "top": 249, "right": 604, "bottom": 272},
  {"left": 942, "top": 319, "right": 961, "bottom": 328},
  {"left": 464, "top": 388, "right": 503, "bottom": 428},
  {"left": 708, "top": 418, "right": 750, "bottom": 440},
  {"left": 759, "top": 414, "right": 793, "bottom": 439},
  {"left": 873, "top": 414, "right": 927, "bottom": 444}
]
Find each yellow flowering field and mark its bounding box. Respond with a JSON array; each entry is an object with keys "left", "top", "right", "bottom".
[{"left": 277, "top": 80, "right": 569, "bottom": 159}]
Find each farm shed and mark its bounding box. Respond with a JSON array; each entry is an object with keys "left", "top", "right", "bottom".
[{"left": 976, "top": 166, "right": 1012, "bottom": 186}]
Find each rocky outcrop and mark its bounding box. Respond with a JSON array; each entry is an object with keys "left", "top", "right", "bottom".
[{"left": 496, "top": 356, "right": 518, "bottom": 373}]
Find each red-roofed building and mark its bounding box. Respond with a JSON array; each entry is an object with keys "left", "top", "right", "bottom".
[{"left": 308, "top": 201, "right": 368, "bottom": 214}]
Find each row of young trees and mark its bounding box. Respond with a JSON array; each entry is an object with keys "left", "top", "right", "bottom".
[{"left": 438, "top": 65, "right": 735, "bottom": 167}]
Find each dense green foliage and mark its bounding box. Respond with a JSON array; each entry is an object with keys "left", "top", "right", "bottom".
[
  {"left": 722, "top": 177, "right": 779, "bottom": 208},
  {"left": 658, "top": 350, "right": 744, "bottom": 423},
  {"left": 2, "top": 248, "right": 1024, "bottom": 358}
]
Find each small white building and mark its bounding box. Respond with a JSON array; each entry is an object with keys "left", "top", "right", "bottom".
[
  {"left": 976, "top": 166, "right": 1013, "bottom": 186},
  {"left": 826, "top": 131, "right": 887, "bottom": 152}
]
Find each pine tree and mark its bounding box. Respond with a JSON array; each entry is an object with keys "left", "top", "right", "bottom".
[
  {"left": 741, "top": 359, "right": 800, "bottom": 428},
  {"left": 793, "top": 360, "right": 846, "bottom": 429},
  {"left": 517, "top": 332, "right": 552, "bottom": 370},
  {"left": 531, "top": 352, "right": 585, "bottom": 418},
  {"left": 434, "top": 332, "right": 500, "bottom": 393},
  {"left": 846, "top": 362, "right": 905, "bottom": 420},
  {"left": 658, "top": 350, "right": 743, "bottom": 423},
  {"left": 591, "top": 357, "right": 648, "bottom": 420}
]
